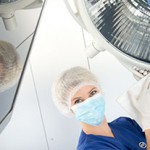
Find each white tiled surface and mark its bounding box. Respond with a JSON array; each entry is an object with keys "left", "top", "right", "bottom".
[
  {"left": 0, "top": 0, "right": 137, "bottom": 149},
  {"left": 0, "top": 64, "right": 48, "bottom": 150},
  {"left": 29, "top": 0, "right": 88, "bottom": 149}
]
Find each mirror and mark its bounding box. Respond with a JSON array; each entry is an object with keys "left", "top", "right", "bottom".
[{"left": 0, "top": 0, "right": 45, "bottom": 133}]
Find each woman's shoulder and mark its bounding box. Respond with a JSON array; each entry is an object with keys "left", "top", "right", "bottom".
[
  {"left": 111, "top": 116, "right": 136, "bottom": 124},
  {"left": 110, "top": 117, "right": 142, "bottom": 131},
  {"left": 111, "top": 116, "right": 133, "bottom": 123}
]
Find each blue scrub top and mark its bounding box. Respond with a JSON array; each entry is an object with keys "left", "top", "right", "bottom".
[{"left": 77, "top": 117, "right": 147, "bottom": 150}]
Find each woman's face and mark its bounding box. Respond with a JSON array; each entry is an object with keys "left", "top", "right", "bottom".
[{"left": 71, "top": 85, "right": 100, "bottom": 107}]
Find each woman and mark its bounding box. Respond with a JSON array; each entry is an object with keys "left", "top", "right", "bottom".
[{"left": 52, "top": 66, "right": 150, "bottom": 150}]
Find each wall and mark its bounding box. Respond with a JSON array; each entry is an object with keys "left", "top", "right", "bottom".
[{"left": 0, "top": 3, "right": 48, "bottom": 150}]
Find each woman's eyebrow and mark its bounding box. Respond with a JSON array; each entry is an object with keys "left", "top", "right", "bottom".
[
  {"left": 88, "top": 87, "right": 96, "bottom": 94},
  {"left": 72, "top": 97, "right": 82, "bottom": 102}
]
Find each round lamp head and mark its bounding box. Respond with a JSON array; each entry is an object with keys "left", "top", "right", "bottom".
[
  {"left": 84, "top": 0, "right": 150, "bottom": 63},
  {"left": 65, "top": 0, "right": 150, "bottom": 78}
]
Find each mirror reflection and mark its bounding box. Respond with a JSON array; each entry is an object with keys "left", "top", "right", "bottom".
[{"left": 0, "top": 0, "right": 44, "bottom": 133}]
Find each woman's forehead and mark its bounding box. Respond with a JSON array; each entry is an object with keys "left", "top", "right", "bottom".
[{"left": 72, "top": 85, "right": 99, "bottom": 97}]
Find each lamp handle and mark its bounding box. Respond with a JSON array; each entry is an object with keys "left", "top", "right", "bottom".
[
  {"left": 63, "top": 0, "right": 86, "bottom": 29},
  {"left": 119, "top": 61, "right": 149, "bottom": 80}
]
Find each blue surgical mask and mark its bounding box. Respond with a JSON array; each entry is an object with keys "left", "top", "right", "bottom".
[{"left": 71, "top": 93, "right": 105, "bottom": 126}]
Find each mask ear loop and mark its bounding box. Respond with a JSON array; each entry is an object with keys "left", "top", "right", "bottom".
[{"left": 69, "top": 106, "right": 75, "bottom": 114}]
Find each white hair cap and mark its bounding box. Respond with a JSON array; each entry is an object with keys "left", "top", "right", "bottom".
[
  {"left": 51, "top": 66, "right": 100, "bottom": 118},
  {"left": 0, "top": 40, "right": 22, "bottom": 92}
]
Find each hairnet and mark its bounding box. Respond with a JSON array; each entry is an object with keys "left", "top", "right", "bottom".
[
  {"left": 51, "top": 66, "right": 101, "bottom": 118},
  {"left": 0, "top": 40, "right": 22, "bottom": 92}
]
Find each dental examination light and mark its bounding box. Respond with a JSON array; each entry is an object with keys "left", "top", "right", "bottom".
[
  {"left": 64, "top": 0, "right": 150, "bottom": 79},
  {"left": 0, "top": 0, "right": 43, "bottom": 31}
]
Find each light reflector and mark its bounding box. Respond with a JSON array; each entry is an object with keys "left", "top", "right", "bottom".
[{"left": 85, "top": 0, "right": 150, "bottom": 63}]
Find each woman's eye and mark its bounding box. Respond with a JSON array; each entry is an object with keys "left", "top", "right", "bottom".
[
  {"left": 90, "top": 90, "right": 97, "bottom": 97},
  {"left": 74, "top": 99, "right": 83, "bottom": 104}
]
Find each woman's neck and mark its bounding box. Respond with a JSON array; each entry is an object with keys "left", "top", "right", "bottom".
[{"left": 81, "top": 117, "right": 114, "bottom": 137}]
